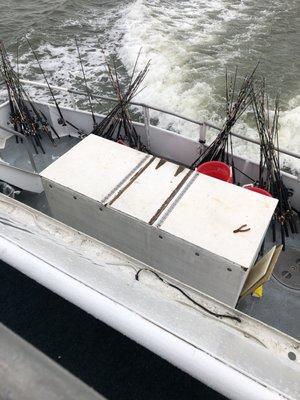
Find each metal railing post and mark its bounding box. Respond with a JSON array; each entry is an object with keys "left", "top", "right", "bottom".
[
  {"left": 143, "top": 106, "right": 151, "bottom": 150},
  {"left": 199, "top": 123, "right": 207, "bottom": 144},
  {"left": 68, "top": 90, "right": 77, "bottom": 110},
  {"left": 23, "top": 136, "right": 38, "bottom": 172},
  {"left": 0, "top": 124, "right": 37, "bottom": 173}
]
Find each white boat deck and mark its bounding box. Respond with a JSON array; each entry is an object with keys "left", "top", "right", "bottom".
[
  {"left": 238, "top": 221, "right": 300, "bottom": 338},
  {"left": 0, "top": 194, "right": 298, "bottom": 400},
  {"left": 0, "top": 134, "right": 80, "bottom": 173}
]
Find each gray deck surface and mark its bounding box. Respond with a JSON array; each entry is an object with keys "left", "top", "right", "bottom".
[
  {"left": 238, "top": 217, "right": 300, "bottom": 339},
  {"left": 238, "top": 275, "right": 299, "bottom": 339},
  {"left": 18, "top": 190, "right": 300, "bottom": 340},
  {"left": 0, "top": 135, "right": 80, "bottom": 173}
]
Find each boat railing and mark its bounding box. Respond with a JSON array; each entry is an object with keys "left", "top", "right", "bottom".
[{"left": 1, "top": 78, "right": 299, "bottom": 161}]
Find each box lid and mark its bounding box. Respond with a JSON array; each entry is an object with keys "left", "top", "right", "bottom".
[
  {"left": 41, "top": 135, "right": 151, "bottom": 203},
  {"left": 111, "top": 158, "right": 191, "bottom": 223},
  {"left": 157, "top": 173, "right": 278, "bottom": 269}
]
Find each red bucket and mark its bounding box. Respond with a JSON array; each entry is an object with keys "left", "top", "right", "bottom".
[
  {"left": 196, "top": 161, "right": 232, "bottom": 183},
  {"left": 244, "top": 185, "right": 272, "bottom": 197}
]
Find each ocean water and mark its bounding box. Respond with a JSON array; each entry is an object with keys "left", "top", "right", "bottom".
[{"left": 0, "top": 0, "right": 299, "bottom": 172}]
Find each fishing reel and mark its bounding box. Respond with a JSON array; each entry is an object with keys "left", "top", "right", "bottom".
[
  {"left": 8, "top": 114, "right": 19, "bottom": 126},
  {"left": 57, "top": 117, "right": 67, "bottom": 127},
  {"left": 78, "top": 130, "right": 87, "bottom": 139},
  {"left": 287, "top": 188, "right": 294, "bottom": 198}
]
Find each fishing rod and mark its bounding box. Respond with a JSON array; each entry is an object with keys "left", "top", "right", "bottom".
[
  {"left": 26, "top": 37, "right": 65, "bottom": 124},
  {"left": 91, "top": 52, "right": 150, "bottom": 152},
  {"left": 0, "top": 42, "right": 19, "bottom": 135},
  {"left": 0, "top": 41, "right": 52, "bottom": 153},
  {"left": 251, "top": 83, "right": 298, "bottom": 249},
  {"left": 10, "top": 62, "right": 59, "bottom": 143},
  {"left": 7, "top": 78, "right": 38, "bottom": 152},
  {"left": 74, "top": 36, "right": 96, "bottom": 128},
  {"left": 0, "top": 46, "right": 31, "bottom": 149},
  {"left": 26, "top": 37, "right": 83, "bottom": 134},
  {"left": 17, "top": 81, "right": 59, "bottom": 142},
  {"left": 39, "top": 109, "right": 60, "bottom": 140},
  {"left": 15, "top": 39, "right": 22, "bottom": 145},
  {"left": 190, "top": 64, "right": 259, "bottom": 170}
]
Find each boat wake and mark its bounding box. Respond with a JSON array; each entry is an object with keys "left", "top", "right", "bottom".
[
  {"left": 117, "top": 0, "right": 300, "bottom": 174},
  {"left": 0, "top": 0, "right": 299, "bottom": 173}
]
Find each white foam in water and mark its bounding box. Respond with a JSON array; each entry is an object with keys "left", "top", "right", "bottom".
[
  {"left": 117, "top": 0, "right": 251, "bottom": 113},
  {"left": 117, "top": 0, "right": 300, "bottom": 174},
  {"left": 118, "top": 0, "right": 226, "bottom": 128},
  {"left": 278, "top": 98, "right": 300, "bottom": 173}
]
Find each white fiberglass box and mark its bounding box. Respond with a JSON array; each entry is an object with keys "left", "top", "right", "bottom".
[{"left": 41, "top": 134, "right": 278, "bottom": 306}]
